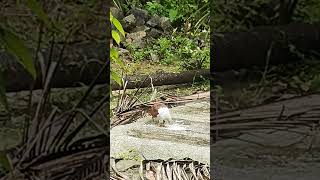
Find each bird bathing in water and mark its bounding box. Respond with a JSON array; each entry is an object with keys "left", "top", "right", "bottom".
[
  {"left": 148, "top": 102, "right": 172, "bottom": 127},
  {"left": 148, "top": 102, "right": 187, "bottom": 131}
]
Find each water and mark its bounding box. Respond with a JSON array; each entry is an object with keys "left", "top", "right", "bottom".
[{"left": 166, "top": 118, "right": 190, "bottom": 131}]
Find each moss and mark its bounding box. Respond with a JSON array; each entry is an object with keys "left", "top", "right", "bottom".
[{"left": 115, "top": 147, "right": 143, "bottom": 161}]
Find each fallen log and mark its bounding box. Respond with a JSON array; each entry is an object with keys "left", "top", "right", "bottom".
[
  {"left": 111, "top": 69, "right": 210, "bottom": 90},
  {"left": 2, "top": 41, "right": 209, "bottom": 92},
  {"left": 212, "top": 23, "right": 320, "bottom": 72},
  {"left": 1, "top": 42, "right": 109, "bottom": 92}
]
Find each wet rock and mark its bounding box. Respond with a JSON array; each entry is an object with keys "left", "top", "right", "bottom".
[
  {"left": 111, "top": 100, "right": 210, "bottom": 164},
  {"left": 116, "top": 159, "right": 140, "bottom": 172}
]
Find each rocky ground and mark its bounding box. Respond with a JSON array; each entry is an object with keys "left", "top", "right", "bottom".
[
  {"left": 110, "top": 94, "right": 210, "bottom": 179},
  {"left": 213, "top": 65, "right": 320, "bottom": 179},
  {"left": 212, "top": 127, "right": 320, "bottom": 180}
]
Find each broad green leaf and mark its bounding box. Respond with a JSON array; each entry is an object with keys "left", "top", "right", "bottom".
[
  {"left": 110, "top": 47, "right": 119, "bottom": 59},
  {"left": 111, "top": 70, "right": 122, "bottom": 85},
  {"left": 169, "top": 9, "right": 178, "bottom": 21},
  {"left": 112, "top": 30, "right": 120, "bottom": 45},
  {"left": 110, "top": 13, "right": 125, "bottom": 37},
  {"left": 26, "top": 0, "right": 54, "bottom": 30},
  {"left": 110, "top": 48, "right": 125, "bottom": 69},
  {"left": 0, "top": 72, "right": 9, "bottom": 111},
  {"left": 0, "top": 151, "right": 13, "bottom": 174},
  {"left": 0, "top": 27, "right": 36, "bottom": 79}
]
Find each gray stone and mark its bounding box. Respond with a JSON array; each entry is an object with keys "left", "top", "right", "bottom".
[
  {"left": 129, "top": 8, "right": 149, "bottom": 26},
  {"left": 146, "top": 15, "right": 161, "bottom": 28},
  {"left": 126, "top": 31, "right": 147, "bottom": 48},
  {"left": 150, "top": 52, "right": 159, "bottom": 61},
  {"left": 159, "top": 17, "right": 172, "bottom": 32},
  {"left": 147, "top": 28, "right": 163, "bottom": 38},
  {"left": 123, "top": 14, "right": 136, "bottom": 31},
  {"left": 111, "top": 99, "right": 210, "bottom": 165},
  {"left": 212, "top": 125, "right": 320, "bottom": 179},
  {"left": 116, "top": 160, "right": 140, "bottom": 172},
  {"left": 118, "top": 48, "right": 129, "bottom": 56},
  {"left": 110, "top": 7, "right": 124, "bottom": 20},
  {"left": 131, "top": 25, "right": 150, "bottom": 33}
]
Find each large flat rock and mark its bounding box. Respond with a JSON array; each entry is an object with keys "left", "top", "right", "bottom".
[
  {"left": 111, "top": 100, "right": 210, "bottom": 164},
  {"left": 212, "top": 128, "right": 320, "bottom": 180}
]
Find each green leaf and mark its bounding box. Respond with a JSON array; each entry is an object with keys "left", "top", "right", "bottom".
[
  {"left": 110, "top": 48, "right": 126, "bottom": 69},
  {"left": 0, "top": 27, "right": 36, "bottom": 79},
  {"left": 111, "top": 70, "right": 122, "bottom": 85},
  {"left": 0, "top": 151, "right": 13, "bottom": 174},
  {"left": 169, "top": 9, "right": 178, "bottom": 21},
  {"left": 112, "top": 30, "right": 121, "bottom": 45},
  {"left": 0, "top": 72, "right": 9, "bottom": 112},
  {"left": 26, "top": 0, "right": 54, "bottom": 30},
  {"left": 110, "top": 47, "right": 119, "bottom": 59},
  {"left": 110, "top": 13, "right": 125, "bottom": 37}
]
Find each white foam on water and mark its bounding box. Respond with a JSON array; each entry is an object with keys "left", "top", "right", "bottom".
[{"left": 167, "top": 124, "right": 187, "bottom": 131}]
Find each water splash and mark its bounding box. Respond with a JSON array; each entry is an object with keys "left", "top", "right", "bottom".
[{"left": 166, "top": 124, "right": 188, "bottom": 131}]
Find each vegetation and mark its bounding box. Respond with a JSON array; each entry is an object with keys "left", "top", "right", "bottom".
[
  {"left": 111, "top": 0, "right": 210, "bottom": 76},
  {"left": 114, "top": 0, "right": 209, "bottom": 29},
  {"left": 211, "top": 0, "right": 320, "bottom": 32},
  {"left": 126, "top": 32, "right": 209, "bottom": 70},
  {"left": 110, "top": 0, "right": 210, "bottom": 122},
  {"left": 110, "top": 12, "right": 126, "bottom": 85},
  {"left": 211, "top": 0, "right": 320, "bottom": 111},
  {"left": 0, "top": 0, "right": 108, "bottom": 179}
]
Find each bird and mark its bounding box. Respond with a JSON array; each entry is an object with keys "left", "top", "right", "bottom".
[{"left": 148, "top": 102, "right": 172, "bottom": 127}]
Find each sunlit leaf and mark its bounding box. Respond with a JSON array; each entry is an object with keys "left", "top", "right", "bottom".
[
  {"left": 112, "top": 30, "right": 120, "bottom": 45},
  {"left": 110, "top": 47, "right": 119, "bottom": 59},
  {"left": 110, "top": 47, "right": 125, "bottom": 69},
  {"left": 169, "top": 9, "right": 178, "bottom": 21},
  {"left": 111, "top": 70, "right": 122, "bottom": 85},
  {"left": 110, "top": 13, "right": 125, "bottom": 37},
  {"left": 0, "top": 27, "right": 36, "bottom": 79}
]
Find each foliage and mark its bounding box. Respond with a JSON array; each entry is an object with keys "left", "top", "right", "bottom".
[
  {"left": 0, "top": 151, "right": 12, "bottom": 176},
  {"left": 294, "top": 0, "right": 320, "bottom": 23},
  {"left": 145, "top": 0, "right": 209, "bottom": 30},
  {"left": 110, "top": 12, "right": 126, "bottom": 85},
  {"left": 211, "top": 0, "right": 320, "bottom": 32},
  {"left": 0, "top": 27, "right": 36, "bottom": 80},
  {"left": 113, "top": 0, "right": 209, "bottom": 30},
  {"left": 211, "top": 0, "right": 278, "bottom": 32},
  {"left": 126, "top": 31, "right": 209, "bottom": 70},
  {"left": 0, "top": 1, "right": 109, "bottom": 178},
  {"left": 0, "top": 0, "right": 56, "bottom": 113},
  {"left": 145, "top": 1, "right": 167, "bottom": 17}
]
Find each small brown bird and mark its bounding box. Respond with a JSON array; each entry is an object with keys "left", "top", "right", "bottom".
[{"left": 148, "top": 102, "right": 172, "bottom": 126}]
